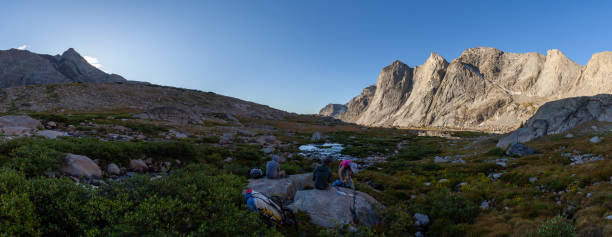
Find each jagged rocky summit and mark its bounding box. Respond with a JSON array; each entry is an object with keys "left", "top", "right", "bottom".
[
  {"left": 321, "top": 47, "right": 612, "bottom": 133},
  {"left": 0, "top": 48, "right": 126, "bottom": 87}
]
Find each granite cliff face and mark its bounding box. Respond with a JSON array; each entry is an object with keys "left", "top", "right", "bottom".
[
  {"left": 321, "top": 47, "right": 612, "bottom": 132},
  {"left": 0, "top": 48, "right": 126, "bottom": 87}
]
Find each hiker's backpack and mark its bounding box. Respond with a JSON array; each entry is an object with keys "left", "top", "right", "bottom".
[
  {"left": 247, "top": 191, "right": 295, "bottom": 227},
  {"left": 250, "top": 168, "right": 263, "bottom": 178}
]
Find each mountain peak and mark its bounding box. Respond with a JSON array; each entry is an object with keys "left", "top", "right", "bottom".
[
  {"left": 61, "top": 48, "right": 83, "bottom": 59},
  {"left": 425, "top": 52, "right": 447, "bottom": 65},
  {"left": 0, "top": 48, "right": 126, "bottom": 87}
]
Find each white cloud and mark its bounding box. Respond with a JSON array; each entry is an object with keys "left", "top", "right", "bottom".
[
  {"left": 83, "top": 56, "right": 103, "bottom": 69},
  {"left": 16, "top": 45, "right": 28, "bottom": 50}
]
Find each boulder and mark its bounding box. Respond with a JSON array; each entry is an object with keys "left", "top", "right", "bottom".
[
  {"left": 169, "top": 130, "right": 188, "bottom": 139},
  {"left": 0, "top": 115, "right": 42, "bottom": 135},
  {"left": 589, "top": 136, "right": 601, "bottom": 143},
  {"left": 497, "top": 94, "right": 612, "bottom": 147},
  {"left": 220, "top": 133, "right": 234, "bottom": 143},
  {"left": 288, "top": 187, "right": 381, "bottom": 227},
  {"left": 256, "top": 135, "right": 277, "bottom": 145},
  {"left": 506, "top": 143, "right": 535, "bottom": 156},
  {"left": 36, "top": 130, "right": 68, "bottom": 139},
  {"left": 480, "top": 200, "right": 490, "bottom": 210},
  {"left": 247, "top": 173, "right": 314, "bottom": 200},
  {"left": 106, "top": 163, "right": 121, "bottom": 175},
  {"left": 60, "top": 154, "right": 102, "bottom": 179},
  {"left": 413, "top": 213, "right": 430, "bottom": 227},
  {"left": 129, "top": 159, "right": 149, "bottom": 172},
  {"left": 262, "top": 147, "right": 275, "bottom": 154}
]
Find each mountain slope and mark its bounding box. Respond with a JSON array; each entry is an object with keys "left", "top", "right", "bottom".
[
  {"left": 0, "top": 82, "right": 288, "bottom": 120},
  {"left": 0, "top": 48, "right": 125, "bottom": 88},
  {"left": 322, "top": 47, "right": 612, "bottom": 132}
]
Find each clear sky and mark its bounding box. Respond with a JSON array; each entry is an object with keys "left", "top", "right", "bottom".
[{"left": 2, "top": 1, "right": 612, "bottom": 114}]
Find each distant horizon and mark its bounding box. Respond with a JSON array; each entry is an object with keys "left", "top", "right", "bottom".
[
  {"left": 5, "top": 45, "right": 611, "bottom": 115},
  {"left": 2, "top": 1, "right": 612, "bottom": 114}
]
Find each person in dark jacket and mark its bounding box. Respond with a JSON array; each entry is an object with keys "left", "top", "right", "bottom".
[{"left": 313, "top": 157, "right": 333, "bottom": 190}]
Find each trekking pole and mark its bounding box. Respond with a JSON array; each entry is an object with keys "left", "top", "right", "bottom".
[{"left": 350, "top": 179, "right": 358, "bottom": 224}]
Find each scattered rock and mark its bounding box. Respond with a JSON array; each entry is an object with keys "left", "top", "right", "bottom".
[
  {"left": 434, "top": 155, "right": 467, "bottom": 164},
  {"left": 129, "top": 159, "right": 149, "bottom": 172},
  {"left": 563, "top": 152, "right": 604, "bottom": 166},
  {"left": 220, "top": 133, "right": 234, "bottom": 143},
  {"left": 434, "top": 156, "right": 448, "bottom": 163},
  {"left": 413, "top": 213, "right": 430, "bottom": 227},
  {"left": 586, "top": 193, "right": 592, "bottom": 198},
  {"left": 506, "top": 143, "right": 535, "bottom": 156},
  {"left": 529, "top": 177, "right": 538, "bottom": 183},
  {"left": 488, "top": 173, "right": 503, "bottom": 180},
  {"left": 60, "top": 154, "right": 102, "bottom": 179},
  {"left": 169, "top": 130, "right": 188, "bottom": 139},
  {"left": 288, "top": 187, "right": 381, "bottom": 227},
  {"left": 262, "top": 147, "right": 275, "bottom": 154},
  {"left": 223, "top": 157, "right": 233, "bottom": 163},
  {"left": 480, "top": 200, "right": 490, "bottom": 210},
  {"left": 589, "top": 136, "right": 601, "bottom": 144},
  {"left": 36, "top": 130, "right": 68, "bottom": 139},
  {"left": 256, "top": 135, "right": 277, "bottom": 145},
  {"left": 107, "top": 163, "right": 121, "bottom": 176}
]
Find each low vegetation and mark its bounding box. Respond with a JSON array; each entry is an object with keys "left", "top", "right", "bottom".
[{"left": 0, "top": 113, "right": 610, "bottom": 236}]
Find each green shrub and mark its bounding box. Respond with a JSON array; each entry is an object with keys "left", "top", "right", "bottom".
[
  {"left": 0, "top": 138, "right": 207, "bottom": 167},
  {"left": 527, "top": 215, "right": 576, "bottom": 237},
  {"left": 0, "top": 165, "right": 280, "bottom": 236},
  {"left": 428, "top": 218, "right": 468, "bottom": 237},
  {"left": 8, "top": 144, "right": 64, "bottom": 177},
  {"left": 485, "top": 147, "right": 505, "bottom": 156},
  {"left": 232, "top": 144, "right": 263, "bottom": 162},
  {"left": 199, "top": 136, "right": 220, "bottom": 143},
  {"left": 389, "top": 141, "right": 441, "bottom": 161},
  {"left": 416, "top": 189, "right": 480, "bottom": 224},
  {"left": 0, "top": 170, "right": 40, "bottom": 237}
]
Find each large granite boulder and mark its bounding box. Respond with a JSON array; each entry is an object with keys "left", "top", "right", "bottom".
[
  {"left": 60, "top": 154, "right": 102, "bottom": 179},
  {"left": 129, "top": 159, "right": 149, "bottom": 172},
  {"left": 36, "top": 130, "right": 68, "bottom": 139},
  {"left": 247, "top": 173, "right": 313, "bottom": 200},
  {"left": 505, "top": 143, "right": 536, "bottom": 156},
  {"left": 0, "top": 115, "right": 41, "bottom": 136},
  {"left": 497, "top": 94, "right": 612, "bottom": 147},
  {"left": 288, "top": 187, "right": 381, "bottom": 227}
]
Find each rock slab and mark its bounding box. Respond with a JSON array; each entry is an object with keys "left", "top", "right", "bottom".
[
  {"left": 60, "top": 154, "right": 102, "bottom": 179},
  {"left": 0, "top": 115, "right": 42, "bottom": 135},
  {"left": 247, "top": 173, "right": 313, "bottom": 200},
  {"left": 288, "top": 187, "right": 381, "bottom": 227}
]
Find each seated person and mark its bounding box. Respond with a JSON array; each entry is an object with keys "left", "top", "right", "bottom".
[
  {"left": 313, "top": 157, "right": 333, "bottom": 190},
  {"left": 265, "top": 156, "right": 286, "bottom": 179}
]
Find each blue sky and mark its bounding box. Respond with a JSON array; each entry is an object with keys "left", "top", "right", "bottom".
[{"left": 2, "top": 1, "right": 612, "bottom": 114}]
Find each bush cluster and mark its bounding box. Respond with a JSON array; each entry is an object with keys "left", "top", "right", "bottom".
[{"left": 0, "top": 165, "right": 280, "bottom": 236}]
